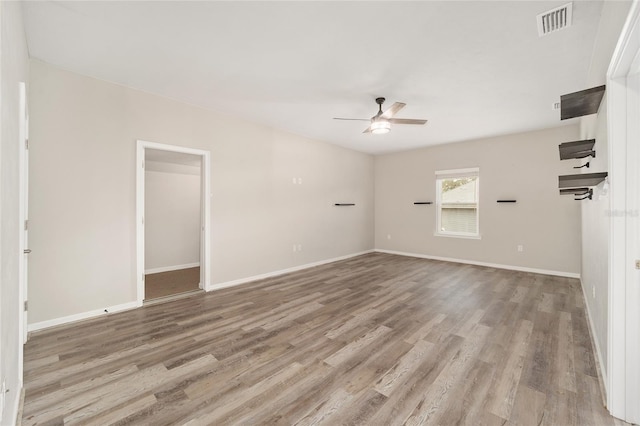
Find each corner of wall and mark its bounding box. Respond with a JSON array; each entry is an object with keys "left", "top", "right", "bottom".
[
  {"left": 0, "top": 1, "right": 29, "bottom": 424},
  {"left": 575, "top": 0, "right": 632, "bottom": 400}
]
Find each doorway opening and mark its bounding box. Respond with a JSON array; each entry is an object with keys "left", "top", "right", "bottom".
[{"left": 136, "top": 141, "right": 211, "bottom": 305}]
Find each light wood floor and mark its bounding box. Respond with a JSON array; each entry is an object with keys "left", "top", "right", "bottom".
[
  {"left": 145, "top": 267, "right": 201, "bottom": 300},
  {"left": 22, "top": 253, "right": 625, "bottom": 425}
]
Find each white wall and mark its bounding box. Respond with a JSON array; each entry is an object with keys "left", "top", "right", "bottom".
[
  {"left": 375, "top": 125, "right": 582, "bottom": 275},
  {"left": 580, "top": 98, "right": 610, "bottom": 379},
  {"left": 0, "top": 2, "right": 29, "bottom": 424},
  {"left": 145, "top": 163, "right": 201, "bottom": 272},
  {"left": 28, "top": 60, "right": 374, "bottom": 325},
  {"left": 578, "top": 0, "right": 632, "bottom": 388}
]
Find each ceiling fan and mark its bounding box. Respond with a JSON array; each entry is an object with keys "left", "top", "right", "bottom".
[{"left": 333, "top": 97, "right": 428, "bottom": 134}]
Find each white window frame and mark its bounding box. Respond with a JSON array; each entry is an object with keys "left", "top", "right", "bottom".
[{"left": 435, "top": 167, "right": 481, "bottom": 239}]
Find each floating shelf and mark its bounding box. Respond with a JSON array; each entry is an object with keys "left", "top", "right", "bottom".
[
  {"left": 561, "top": 85, "right": 605, "bottom": 120},
  {"left": 413, "top": 202, "right": 433, "bottom": 205},
  {"left": 559, "top": 139, "right": 596, "bottom": 160},
  {"left": 334, "top": 203, "right": 355, "bottom": 206},
  {"left": 497, "top": 200, "right": 517, "bottom": 203},
  {"left": 559, "top": 187, "right": 590, "bottom": 195},
  {"left": 558, "top": 172, "right": 608, "bottom": 189}
]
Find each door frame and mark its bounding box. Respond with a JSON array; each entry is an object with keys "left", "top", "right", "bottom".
[
  {"left": 136, "top": 140, "right": 211, "bottom": 305},
  {"left": 606, "top": 1, "right": 640, "bottom": 422},
  {"left": 17, "top": 81, "right": 28, "bottom": 389}
]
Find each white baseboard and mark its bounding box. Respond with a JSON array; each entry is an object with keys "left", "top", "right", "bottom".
[
  {"left": 579, "top": 280, "right": 608, "bottom": 400},
  {"left": 145, "top": 262, "right": 200, "bottom": 275},
  {"left": 26, "top": 252, "right": 375, "bottom": 332},
  {"left": 28, "top": 301, "right": 138, "bottom": 333},
  {"left": 374, "top": 249, "right": 581, "bottom": 279},
  {"left": 207, "top": 250, "right": 375, "bottom": 292}
]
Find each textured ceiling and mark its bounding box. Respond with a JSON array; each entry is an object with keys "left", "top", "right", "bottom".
[{"left": 22, "top": 1, "right": 606, "bottom": 154}]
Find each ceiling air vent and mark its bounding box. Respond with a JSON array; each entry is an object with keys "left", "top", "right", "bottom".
[{"left": 537, "top": 3, "right": 573, "bottom": 37}]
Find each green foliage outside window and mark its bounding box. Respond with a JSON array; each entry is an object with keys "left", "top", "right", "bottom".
[{"left": 441, "top": 177, "right": 475, "bottom": 192}]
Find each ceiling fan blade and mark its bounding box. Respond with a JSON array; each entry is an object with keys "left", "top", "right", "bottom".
[
  {"left": 389, "top": 118, "right": 428, "bottom": 125},
  {"left": 333, "top": 118, "right": 371, "bottom": 121},
  {"left": 363, "top": 126, "right": 372, "bottom": 134},
  {"left": 381, "top": 102, "right": 406, "bottom": 119}
]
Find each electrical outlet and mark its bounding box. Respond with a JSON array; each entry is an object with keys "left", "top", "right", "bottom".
[
  {"left": 517, "top": 245, "right": 524, "bottom": 252},
  {"left": 297, "top": 244, "right": 302, "bottom": 252},
  {"left": 387, "top": 234, "right": 391, "bottom": 240},
  {"left": 293, "top": 244, "right": 297, "bottom": 252}
]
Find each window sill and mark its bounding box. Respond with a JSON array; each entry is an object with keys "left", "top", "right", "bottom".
[{"left": 434, "top": 232, "right": 482, "bottom": 240}]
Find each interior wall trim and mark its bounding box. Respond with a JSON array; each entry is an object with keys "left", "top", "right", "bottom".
[
  {"left": 27, "top": 249, "right": 576, "bottom": 335},
  {"left": 145, "top": 262, "right": 200, "bottom": 275},
  {"left": 27, "top": 301, "right": 138, "bottom": 333},
  {"left": 375, "top": 249, "right": 581, "bottom": 279},
  {"left": 579, "top": 278, "right": 609, "bottom": 401},
  {"left": 26, "top": 251, "right": 376, "bottom": 334},
  {"left": 207, "top": 250, "right": 375, "bottom": 292}
]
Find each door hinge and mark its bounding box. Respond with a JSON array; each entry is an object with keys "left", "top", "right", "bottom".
[
  {"left": 24, "top": 219, "right": 28, "bottom": 231},
  {"left": 24, "top": 300, "right": 28, "bottom": 311},
  {"left": 635, "top": 260, "right": 640, "bottom": 270},
  {"left": 25, "top": 139, "right": 29, "bottom": 150}
]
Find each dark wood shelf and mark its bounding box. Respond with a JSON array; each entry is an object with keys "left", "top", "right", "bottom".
[
  {"left": 497, "top": 200, "right": 517, "bottom": 203},
  {"left": 559, "top": 139, "right": 595, "bottom": 160},
  {"left": 561, "top": 85, "right": 605, "bottom": 120},
  {"left": 559, "top": 187, "right": 590, "bottom": 195},
  {"left": 334, "top": 203, "right": 355, "bottom": 206},
  {"left": 558, "top": 172, "right": 608, "bottom": 189},
  {"left": 413, "top": 202, "right": 433, "bottom": 205}
]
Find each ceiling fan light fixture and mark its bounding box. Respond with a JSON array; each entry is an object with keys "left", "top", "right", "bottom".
[
  {"left": 371, "top": 119, "right": 391, "bottom": 134},
  {"left": 333, "top": 97, "right": 426, "bottom": 134}
]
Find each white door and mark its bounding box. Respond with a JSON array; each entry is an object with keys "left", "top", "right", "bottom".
[
  {"left": 625, "top": 63, "right": 640, "bottom": 426},
  {"left": 607, "top": 3, "right": 640, "bottom": 421},
  {"left": 19, "top": 81, "right": 29, "bottom": 343}
]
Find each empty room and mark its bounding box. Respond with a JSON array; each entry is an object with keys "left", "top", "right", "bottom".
[{"left": 1, "top": 1, "right": 639, "bottom": 425}]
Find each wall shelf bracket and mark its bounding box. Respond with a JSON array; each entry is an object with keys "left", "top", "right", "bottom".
[{"left": 574, "top": 189, "right": 593, "bottom": 201}]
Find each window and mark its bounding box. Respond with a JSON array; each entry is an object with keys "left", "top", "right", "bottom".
[{"left": 435, "top": 168, "right": 479, "bottom": 238}]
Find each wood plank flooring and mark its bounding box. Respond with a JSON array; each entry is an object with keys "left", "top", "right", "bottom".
[
  {"left": 145, "top": 267, "right": 201, "bottom": 300},
  {"left": 22, "top": 253, "right": 625, "bottom": 425}
]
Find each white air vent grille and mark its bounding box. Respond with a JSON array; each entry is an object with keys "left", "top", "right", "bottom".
[{"left": 537, "top": 3, "right": 573, "bottom": 37}]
